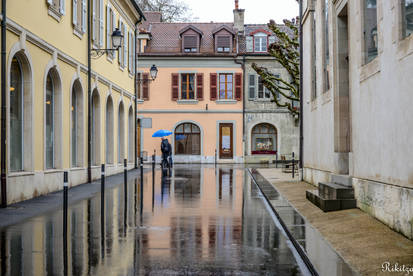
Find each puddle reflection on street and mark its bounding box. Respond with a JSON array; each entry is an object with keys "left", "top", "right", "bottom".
[{"left": 0, "top": 165, "right": 303, "bottom": 275}]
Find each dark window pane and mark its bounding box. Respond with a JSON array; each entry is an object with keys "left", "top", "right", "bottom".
[
  {"left": 364, "top": 0, "right": 378, "bottom": 63},
  {"left": 10, "top": 58, "right": 23, "bottom": 171}
]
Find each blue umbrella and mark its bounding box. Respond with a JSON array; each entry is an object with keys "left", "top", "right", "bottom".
[
  {"left": 175, "top": 135, "right": 186, "bottom": 141},
  {"left": 152, "top": 129, "right": 172, "bottom": 137}
]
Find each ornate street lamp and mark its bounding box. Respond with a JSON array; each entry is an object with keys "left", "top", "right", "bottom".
[
  {"left": 137, "top": 64, "right": 158, "bottom": 83},
  {"left": 91, "top": 28, "right": 124, "bottom": 58},
  {"left": 150, "top": 64, "right": 158, "bottom": 81}
]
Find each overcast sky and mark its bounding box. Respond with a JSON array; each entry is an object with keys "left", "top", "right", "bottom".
[{"left": 183, "top": 0, "right": 298, "bottom": 24}]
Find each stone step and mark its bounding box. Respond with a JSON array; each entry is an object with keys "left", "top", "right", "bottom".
[
  {"left": 306, "top": 190, "right": 357, "bottom": 212},
  {"left": 330, "top": 174, "right": 352, "bottom": 187},
  {"left": 318, "top": 182, "right": 355, "bottom": 200}
]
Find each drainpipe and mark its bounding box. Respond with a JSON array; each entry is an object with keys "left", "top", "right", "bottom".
[
  {"left": 134, "top": 16, "right": 143, "bottom": 170},
  {"left": 234, "top": 50, "right": 246, "bottom": 157},
  {"left": 299, "top": 0, "right": 304, "bottom": 180},
  {"left": 87, "top": 0, "right": 92, "bottom": 183},
  {"left": 1, "top": 0, "right": 7, "bottom": 207}
]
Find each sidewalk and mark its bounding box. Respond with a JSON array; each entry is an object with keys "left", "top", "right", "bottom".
[{"left": 257, "top": 168, "right": 413, "bottom": 276}]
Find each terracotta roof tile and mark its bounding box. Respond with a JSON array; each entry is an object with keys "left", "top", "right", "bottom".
[{"left": 143, "top": 22, "right": 236, "bottom": 54}]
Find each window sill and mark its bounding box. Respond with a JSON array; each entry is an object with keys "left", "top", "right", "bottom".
[
  {"left": 44, "top": 169, "right": 64, "bottom": 174},
  {"left": 8, "top": 171, "right": 35, "bottom": 178},
  {"left": 360, "top": 57, "right": 380, "bottom": 82},
  {"left": 48, "top": 7, "right": 62, "bottom": 22},
  {"left": 321, "top": 90, "right": 331, "bottom": 105},
  {"left": 119, "top": 66, "right": 125, "bottom": 72},
  {"left": 254, "top": 98, "right": 272, "bottom": 102},
  {"left": 137, "top": 99, "right": 144, "bottom": 104},
  {"left": 70, "top": 167, "right": 85, "bottom": 171},
  {"left": 73, "top": 27, "right": 84, "bottom": 39},
  {"left": 177, "top": 99, "right": 198, "bottom": 104},
  {"left": 397, "top": 34, "right": 413, "bottom": 61},
  {"left": 216, "top": 99, "right": 237, "bottom": 104},
  {"left": 129, "top": 73, "right": 134, "bottom": 79},
  {"left": 310, "top": 98, "right": 317, "bottom": 111}
]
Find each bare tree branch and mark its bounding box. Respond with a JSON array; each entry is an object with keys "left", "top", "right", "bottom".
[
  {"left": 137, "top": 0, "right": 193, "bottom": 22},
  {"left": 252, "top": 19, "right": 300, "bottom": 117}
]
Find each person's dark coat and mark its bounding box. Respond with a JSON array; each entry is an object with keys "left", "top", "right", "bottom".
[{"left": 161, "top": 139, "right": 171, "bottom": 157}]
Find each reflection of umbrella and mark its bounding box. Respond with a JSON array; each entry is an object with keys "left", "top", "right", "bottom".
[
  {"left": 175, "top": 135, "right": 186, "bottom": 141},
  {"left": 152, "top": 129, "right": 172, "bottom": 137}
]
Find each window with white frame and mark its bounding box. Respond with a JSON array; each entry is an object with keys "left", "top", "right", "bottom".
[
  {"left": 92, "top": 0, "right": 104, "bottom": 47},
  {"left": 258, "top": 76, "right": 271, "bottom": 100},
  {"left": 106, "top": 4, "right": 116, "bottom": 58},
  {"left": 402, "top": 0, "right": 413, "bottom": 39},
  {"left": 72, "top": 0, "right": 86, "bottom": 34},
  {"left": 219, "top": 73, "right": 233, "bottom": 99},
  {"left": 248, "top": 74, "right": 256, "bottom": 99},
  {"left": 128, "top": 31, "right": 136, "bottom": 74},
  {"left": 47, "top": 0, "right": 65, "bottom": 19},
  {"left": 249, "top": 74, "right": 280, "bottom": 100},
  {"left": 180, "top": 73, "right": 195, "bottom": 99},
  {"left": 254, "top": 33, "right": 268, "bottom": 52}
]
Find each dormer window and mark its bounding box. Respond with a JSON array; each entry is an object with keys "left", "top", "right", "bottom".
[
  {"left": 179, "top": 25, "right": 204, "bottom": 54},
  {"left": 213, "top": 25, "right": 235, "bottom": 53},
  {"left": 254, "top": 32, "right": 268, "bottom": 52},
  {"left": 183, "top": 35, "right": 198, "bottom": 53},
  {"left": 217, "top": 36, "right": 231, "bottom": 52}
]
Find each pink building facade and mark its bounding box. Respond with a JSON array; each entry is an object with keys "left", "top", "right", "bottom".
[{"left": 137, "top": 18, "right": 244, "bottom": 163}]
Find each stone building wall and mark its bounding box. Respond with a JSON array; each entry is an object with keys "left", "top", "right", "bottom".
[
  {"left": 243, "top": 58, "right": 299, "bottom": 163},
  {"left": 302, "top": 0, "right": 413, "bottom": 239}
]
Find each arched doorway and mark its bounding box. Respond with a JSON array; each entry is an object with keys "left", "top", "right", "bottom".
[
  {"left": 106, "top": 95, "right": 114, "bottom": 164},
  {"left": 251, "top": 123, "right": 277, "bottom": 154},
  {"left": 174, "top": 122, "right": 201, "bottom": 155}
]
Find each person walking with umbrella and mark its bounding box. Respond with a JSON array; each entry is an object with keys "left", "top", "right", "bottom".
[
  {"left": 161, "top": 137, "right": 172, "bottom": 170},
  {"left": 152, "top": 129, "right": 173, "bottom": 173}
]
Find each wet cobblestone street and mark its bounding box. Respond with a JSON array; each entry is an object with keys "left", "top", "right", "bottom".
[{"left": 0, "top": 165, "right": 306, "bottom": 275}]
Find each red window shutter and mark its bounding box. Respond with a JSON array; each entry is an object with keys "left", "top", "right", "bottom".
[
  {"left": 210, "top": 73, "right": 217, "bottom": 101},
  {"left": 235, "top": 73, "right": 242, "bottom": 101},
  {"left": 171, "top": 73, "right": 179, "bottom": 101},
  {"left": 196, "top": 73, "right": 204, "bottom": 100},
  {"left": 142, "top": 73, "right": 149, "bottom": 100}
]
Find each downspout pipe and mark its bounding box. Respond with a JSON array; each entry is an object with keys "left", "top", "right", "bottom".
[
  {"left": 134, "top": 15, "right": 144, "bottom": 169},
  {"left": 299, "top": 0, "right": 304, "bottom": 180},
  {"left": 87, "top": 0, "right": 92, "bottom": 183},
  {"left": 1, "top": 0, "right": 7, "bottom": 207},
  {"left": 234, "top": 50, "right": 246, "bottom": 157}
]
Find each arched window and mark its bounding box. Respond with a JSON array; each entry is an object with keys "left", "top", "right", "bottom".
[
  {"left": 44, "top": 68, "right": 62, "bottom": 170},
  {"left": 10, "top": 58, "right": 24, "bottom": 171},
  {"left": 106, "top": 96, "right": 114, "bottom": 164},
  {"left": 91, "top": 89, "right": 100, "bottom": 165},
  {"left": 174, "top": 123, "right": 200, "bottom": 155},
  {"left": 251, "top": 123, "right": 277, "bottom": 155},
  {"left": 118, "top": 102, "right": 125, "bottom": 163},
  {"left": 128, "top": 106, "right": 134, "bottom": 162},
  {"left": 9, "top": 52, "right": 33, "bottom": 172},
  {"left": 45, "top": 73, "right": 54, "bottom": 169},
  {"left": 71, "top": 80, "right": 83, "bottom": 167}
]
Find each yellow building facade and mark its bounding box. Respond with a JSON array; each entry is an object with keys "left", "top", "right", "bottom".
[{"left": 1, "top": 0, "right": 144, "bottom": 205}]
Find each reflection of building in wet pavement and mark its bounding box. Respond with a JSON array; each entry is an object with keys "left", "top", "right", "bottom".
[{"left": 0, "top": 166, "right": 302, "bottom": 275}]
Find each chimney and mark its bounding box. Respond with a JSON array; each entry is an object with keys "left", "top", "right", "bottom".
[{"left": 233, "top": 1, "right": 244, "bottom": 34}]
